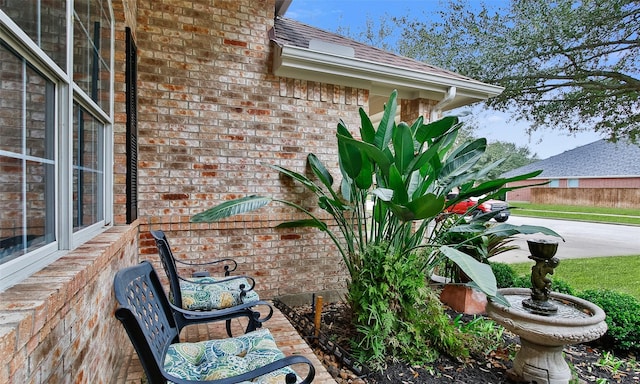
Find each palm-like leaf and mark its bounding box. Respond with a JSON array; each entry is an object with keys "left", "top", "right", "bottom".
[
  {"left": 393, "top": 122, "right": 414, "bottom": 174},
  {"left": 275, "top": 219, "right": 328, "bottom": 231},
  {"left": 415, "top": 115, "right": 459, "bottom": 144},
  {"left": 190, "top": 195, "right": 271, "bottom": 222},
  {"left": 375, "top": 91, "right": 397, "bottom": 149},
  {"left": 267, "top": 164, "right": 320, "bottom": 193},
  {"left": 307, "top": 153, "right": 333, "bottom": 189},
  {"left": 440, "top": 245, "right": 497, "bottom": 297}
]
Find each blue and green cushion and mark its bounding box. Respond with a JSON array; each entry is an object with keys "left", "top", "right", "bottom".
[
  {"left": 178, "top": 277, "right": 260, "bottom": 310},
  {"left": 164, "top": 328, "right": 300, "bottom": 383}
]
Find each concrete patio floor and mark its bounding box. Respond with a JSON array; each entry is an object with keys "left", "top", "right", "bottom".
[{"left": 115, "top": 303, "right": 336, "bottom": 383}]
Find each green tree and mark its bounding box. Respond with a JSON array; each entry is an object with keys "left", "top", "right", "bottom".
[
  {"left": 394, "top": 0, "right": 640, "bottom": 143},
  {"left": 479, "top": 141, "right": 537, "bottom": 181},
  {"left": 454, "top": 114, "right": 538, "bottom": 180}
]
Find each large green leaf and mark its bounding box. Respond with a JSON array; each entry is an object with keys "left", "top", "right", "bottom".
[
  {"left": 407, "top": 169, "right": 424, "bottom": 199},
  {"left": 454, "top": 170, "right": 545, "bottom": 201},
  {"left": 409, "top": 115, "right": 424, "bottom": 152},
  {"left": 415, "top": 116, "right": 459, "bottom": 143},
  {"left": 275, "top": 219, "right": 328, "bottom": 231},
  {"left": 405, "top": 194, "right": 445, "bottom": 220},
  {"left": 439, "top": 138, "right": 486, "bottom": 180},
  {"left": 267, "top": 164, "right": 320, "bottom": 193},
  {"left": 371, "top": 188, "right": 394, "bottom": 202},
  {"left": 337, "top": 134, "right": 392, "bottom": 175},
  {"left": 318, "top": 195, "right": 346, "bottom": 213},
  {"left": 191, "top": 195, "right": 271, "bottom": 222},
  {"left": 359, "top": 108, "right": 376, "bottom": 144},
  {"left": 388, "top": 164, "right": 408, "bottom": 204},
  {"left": 439, "top": 245, "right": 497, "bottom": 298},
  {"left": 341, "top": 177, "right": 352, "bottom": 202},
  {"left": 407, "top": 142, "right": 442, "bottom": 173},
  {"left": 483, "top": 224, "right": 563, "bottom": 240},
  {"left": 393, "top": 122, "right": 415, "bottom": 174},
  {"left": 307, "top": 153, "right": 333, "bottom": 189},
  {"left": 374, "top": 90, "right": 397, "bottom": 149},
  {"left": 355, "top": 151, "right": 374, "bottom": 189},
  {"left": 338, "top": 136, "right": 362, "bottom": 180},
  {"left": 386, "top": 201, "right": 416, "bottom": 221}
]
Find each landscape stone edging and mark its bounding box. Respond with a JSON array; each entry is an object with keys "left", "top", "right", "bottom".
[{"left": 273, "top": 298, "right": 370, "bottom": 378}]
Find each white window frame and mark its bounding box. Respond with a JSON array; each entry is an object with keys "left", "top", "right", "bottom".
[
  {"left": 548, "top": 179, "right": 560, "bottom": 188},
  {"left": 0, "top": 2, "right": 114, "bottom": 291}
]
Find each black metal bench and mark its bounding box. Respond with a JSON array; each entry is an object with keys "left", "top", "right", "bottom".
[
  {"left": 113, "top": 261, "right": 315, "bottom": 383},
  {"left": 151, "top": 230, "right": 273, "bottom": 336}
]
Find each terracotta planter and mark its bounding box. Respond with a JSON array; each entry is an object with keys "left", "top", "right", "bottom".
[{"left": 439, "top": 284, "right": 487, "bottom": 315}]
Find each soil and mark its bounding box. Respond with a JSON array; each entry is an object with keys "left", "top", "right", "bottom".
[{"left": 279, "top": 301, "right": 640, "bottom": 384}]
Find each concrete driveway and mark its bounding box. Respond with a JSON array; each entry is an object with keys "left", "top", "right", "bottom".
[{"left": 489, "top": 216, "right": 640, "bottom": 264}]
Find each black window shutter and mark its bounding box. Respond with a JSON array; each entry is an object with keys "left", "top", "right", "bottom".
[{"left": 125, "top": 27, "right": 138, "bottom": 224}]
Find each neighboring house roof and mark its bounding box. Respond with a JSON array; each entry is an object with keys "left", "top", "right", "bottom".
[
  {"left": 270, "top": 17, "right": 503, "bottom": 113},
  {"left": 502, "top": 139, "right": 640, "bottom": 179}
]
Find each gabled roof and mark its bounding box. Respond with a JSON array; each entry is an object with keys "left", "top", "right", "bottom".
[
  {"left": 270, "top": 17, "right": 503, "bottom": 112},
  {"left": 502, "top": 139, "right": 640, "bottom": 179}
]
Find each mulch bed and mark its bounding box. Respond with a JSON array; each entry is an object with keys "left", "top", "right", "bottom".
[{"left": 276, "top": 300, "right": 640, "bottom": 384}]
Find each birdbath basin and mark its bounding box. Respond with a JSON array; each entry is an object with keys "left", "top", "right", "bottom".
[{"left": 486, "top": 288, "right": 607, "bottom": 384}]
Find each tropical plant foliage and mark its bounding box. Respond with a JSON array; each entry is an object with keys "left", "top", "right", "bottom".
[
  {"left": 191, "top": 90, "right": 561, "bottom": 364},
  {"left": 348, "top": 243, "right": 469, "bottom": 368}
]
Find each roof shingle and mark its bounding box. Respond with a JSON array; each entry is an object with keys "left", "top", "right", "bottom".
[
  {"left": 272, "top": 17, "right": 485, "bottom": 85},
  {"left": 502, "top": 139, "right": 640, "bottom": 178}
]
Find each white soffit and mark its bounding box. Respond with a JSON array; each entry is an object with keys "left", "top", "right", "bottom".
[{"left": 272, "top": 43, "right": 504, "bottom": 110}]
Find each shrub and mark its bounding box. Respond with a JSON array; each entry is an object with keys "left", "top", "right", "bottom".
[
  {"left": 512, "top": 274, "right": 574, "bottom": 295},
  {"left": 490, "top": 262, "right": 516, "bottom": 288},
  {"left": 347, "top": 243, "right": 468, "bottom": 369},
  {"left": 577, "top": 289, "right": 640, "bottom": 352},
  {"left": 452, "top": 314, "right": 507, "bottom": 356}
]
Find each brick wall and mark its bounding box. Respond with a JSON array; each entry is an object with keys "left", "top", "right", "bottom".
[
  {"left": 577, "top": 177, "right": 640, "bottom": 188},
  {"left": 134, "top": 0, "right": 365, "bottom": 297},
  {"left": 0, "top": 224, "right": 139, "bottom": 383}
]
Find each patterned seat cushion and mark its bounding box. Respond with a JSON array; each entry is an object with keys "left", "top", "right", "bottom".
[
  {"left": 178, "top": 276, "right": 260, "bottom": 310},
  {"left": 164, "top": 328, "right": 300, "bottom": 383}
]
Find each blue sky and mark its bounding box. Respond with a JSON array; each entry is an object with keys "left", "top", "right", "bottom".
[{"left": 283, "top": 0, "right": 604, "bottom": 159}]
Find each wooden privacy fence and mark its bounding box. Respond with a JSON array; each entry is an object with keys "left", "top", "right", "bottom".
[{"left": 531, "top": 188, "right": 640, "bottom": 209}]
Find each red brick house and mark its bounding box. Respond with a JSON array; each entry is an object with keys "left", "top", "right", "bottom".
[
  {"left": 504, "top": 139, "right": 640, "bottom": 208},
  {"left": 0, "top": 0, "right": 502, "bottom": 381}
]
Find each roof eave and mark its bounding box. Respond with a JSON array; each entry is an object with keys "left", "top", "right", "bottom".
[{"left": 273, "top": 43, "right": 504, "bottom": 108}]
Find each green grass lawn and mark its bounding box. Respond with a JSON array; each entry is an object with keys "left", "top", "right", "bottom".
[
  {"left": 509, "top": 255, "right": 640, "bottom": 300},
  {"left": 509, "top": 202, "right": 640, "bottom": 225}
]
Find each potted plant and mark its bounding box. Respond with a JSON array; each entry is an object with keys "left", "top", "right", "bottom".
[
  {"left": 191, "top": 90, "right": 559, "bottom": 365},
  {"left": 430, "top": 215, "right": 561, "bottom": 313}
]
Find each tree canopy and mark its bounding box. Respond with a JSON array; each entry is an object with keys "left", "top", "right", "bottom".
[
  {"left": 393, "top": 0, "right": 640, "bottom": 143},
  {"left": 455, "top": 117, "right": 538, "bottom": 179}
]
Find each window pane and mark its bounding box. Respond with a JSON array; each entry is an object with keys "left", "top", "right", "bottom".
[
  {"left": 0, "top": 42, "right": 22, "bottom": 154},
  {"left": 73, "top": 104, "right": 104, "bottom": 232},
  {"left": 0, "top": 155, "right": 25, "bottom": 264},
  {"left": 73, "top": 0, "right": 111, "bottom": 113},
  {"left": 0, "top": 0, "right": 67, "bottom": 69},
  {"left": 0, "top": 44, "right": 55, "bottom": 265}
]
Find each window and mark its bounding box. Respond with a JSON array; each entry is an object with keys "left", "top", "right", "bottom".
[
  {"left": 0, "top": 1, "right": 113, "bottom": 290},
  {"left": 568, "top": 179, "right": 579, "bottom": 188},
  {"left": 0, "top": 43, "right": 56, "bottom": 265},
  {"left": 548, "top": 179, "right": 560, "bottom": 188},
  {"left": 73, "top": 104, "right": 105, "bottom": 231}
]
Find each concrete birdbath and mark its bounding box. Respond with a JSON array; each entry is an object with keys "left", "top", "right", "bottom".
[{"left": 485, "top": 239, "right": 608, "bottom": 384}]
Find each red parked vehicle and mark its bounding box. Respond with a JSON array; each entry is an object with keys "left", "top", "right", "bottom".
[{"left": 445, "top": 194, "right": 510, "bottom": 222}]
